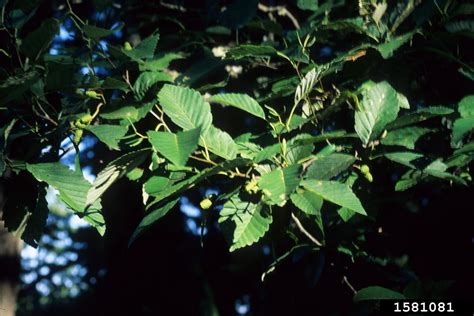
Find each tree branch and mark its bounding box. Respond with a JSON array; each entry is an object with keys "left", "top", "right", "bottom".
[{"left": 291, "top": 212, "right": 323, "bottom": 246}]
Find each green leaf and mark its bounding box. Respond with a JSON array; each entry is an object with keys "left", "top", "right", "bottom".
[
  {"left": 254, "top": 143, "right": 280, "bottom": 163},
  {"left": 355, "top": 81, "right": 405, "bottom": 145},
  {"left": 82, "top": 23, "right": 123, "bottom": 40},
  {"left": 86, "top": 149, "right": 150, "bottom": 208},
  {"left": 201, "top": 126, "right": 237, "bottom": 160},
  {"left": 451, "top": 117, "right": 474, "bottom": 146},
  {"left": 387, "top": 106, "right": 454, "bottom": 129},
  {"left": 209, "top": 93, "right": 265, "bottom": 120},
  {"left": 258, "top": 165, "right": 301, "bottom": 205},
  {"left": 129, "top": 198, "right": 179, "bottom": 245},
  {"left": 291, "top": 190, "right": 323, "bottom": 216},
  {"left": 294, "top": 67, "right": 325, "bottom": 104},
  {"left": 147, "top": 128, "right": 200, "bottom": 166},
  {"left": 376, "top": 31, "right": 415, "bottom": 59},
  {"left": 101, "top": 77, "right": 130, "bottom": 92},
  {"left": 219, "top": 196, "right": 272, "bottom": 252},
  {"left": 302, "top": 180, "right": 366, "bottom": 215},
  {"left": 384, "top": 152, "right": 424, "bottom": 168},
  {"left": 144, "top": 176, "right": 170, "bottom": 196},
  {"left": 306, "top": 153, "right": 356, "bottom": 180},
  {"left": 381, "top": 127, "right": 434, "bottom": 149},
  {"left": 337, "top": 207, "right": 356, "bottom": 222},
  {"left": 139, "top": 53, "right": 184, "bottom": 72},
  {"left": 297, "top": 0, "right": 318, "bottom": 11},
  {"left": 354, "top": 286, "right": 405, "bottom": 301},
  {"left": 27, "top": 163, "right": 91, "bottom": 212},
  {"left": 225, "top": 45, "right": 277, "bottom": 59},
  {"left": 133, "top": 71, "right": 172, "bottom": 100},
  {"left": 20, "top": 18, "right": 59, "bottom": 60},
  {"left": 123, "top": 33, "right": 160, "bottom": 60},
  {"left": 147, "top": 158, "right": 252, "bottom": 206},
  {"left": 158, "top": 84, "right": 213, "bottom": 133},
  {"left": 26, "top": 163, "right": 105, "bottom": 235},
  {"left": 458, "top": 95, "right": 474, "bottom": 118},
  {"left": 294, "top": 130, "right": 357, "bottom": 146},
  {"left": 86, "top": 124, "right": 128, "bottom": 150},
  {"left": 100, "top": 106, "right": 139, "bottom": 121},
  {"left": 286, "top": 134, "right": 315, "bottom": 165}
]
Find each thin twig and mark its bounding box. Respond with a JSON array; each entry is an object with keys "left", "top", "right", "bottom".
[
  {"left": 343, "top": 275, "right": 357, "bottom": 294},
  {"left": 291, "top": 212, "right": 323, "bottom": 246},
  {"left": 258, "top": 4, "right": 300, "bottom": 29},
  {"left": 190, "top": 155, "right": 217, "bottom": 165}
]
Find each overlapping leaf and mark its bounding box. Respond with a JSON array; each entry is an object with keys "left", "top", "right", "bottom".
[
  {"left": 355, "top": 81, "right": 406, "bottom": 145},
  {"left": 381, "top": 127, "right": 433, "bottom": 149},
  {"left": 219, "top": 196, "right": 272, "bottom": 252},
  {"left": 201, "top": 126, "right": 237, "bottom": 160},
  {"left": 148, "top": 128, "right": 200, "bottom": 166},
  {"left": 302, "top": 180, "right": 366, "bottom": 215},
  {"left": 209, "top": 93, "right": 265, "bottom": 120},
  {"left": 86, "top": 124, "right": 128, "bottom": 150},
  {"left": 158, "top": 84, "right": 213, "bottom": 133},
  {"left": 86, "top": 149, "right": 149, "bottom": 208},
  {"left": 306, "top": 153, "right": 356, "bottom": 180},
  {"left": 258, "top": 165, "right": 300, "bottom": 205},
  {"left": 26, "top": 163, "right": 105, "bottom": 235}
]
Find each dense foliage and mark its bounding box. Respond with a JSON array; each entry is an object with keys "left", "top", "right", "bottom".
[{"left": 1, "top": 0, "right": 473, "bottom": 314}]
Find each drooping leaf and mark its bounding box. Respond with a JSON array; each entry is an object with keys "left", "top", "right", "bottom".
[
  {"left": 354, "top": 286, "right": 405, "bottom": 301},
  {"left": 20, "top": 18, "right": 59, "bottom": 60},
  {"left": 354, "top": 81, "right": 405, "bottom": 145},
  {"left": 219, "top": 196, "right": 272, "bottom": 252},
  {"left": 201, "top": 126, "right": 237, "bottom": 160},
  {"left": 158, "top": 84, "right": 213, "bottom": 133},
  {"left": 258, "top": 165, "right": 301, "bottom": 205},
  {"left": 381, "top": 127, "right": 434, "bottom": 149},
  {"left": 86, "top": 124, "right": 128, "bottom": 150},
  {"left": 302, "top": 180, "right": 366, "bottom": 215},
  {"left": 209, "top": 93, "right": 265, "bottom": 120},
  {"left": 133, "top": 71, "right": 172, "bottom": 100},
  {"left": 27, "top": 163, "right": 92, "bottom": 212},
  {"left": 26, "top": 163, "right": 105, "bottom": 235},
  {"left": 129, "top": 198, "right": 179, "bottom": 245},
  {"left": 147, "top": 128, "right": 200, "bottom": 166},
  {"left": 291, "top": 190, "right": 323, "bottom": 216},
  {"left": 86, "top": 149, "right": 150, "bottom": 208},
  {"left": 306, "top": 153, "right": 356, "bottom": 180}
]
